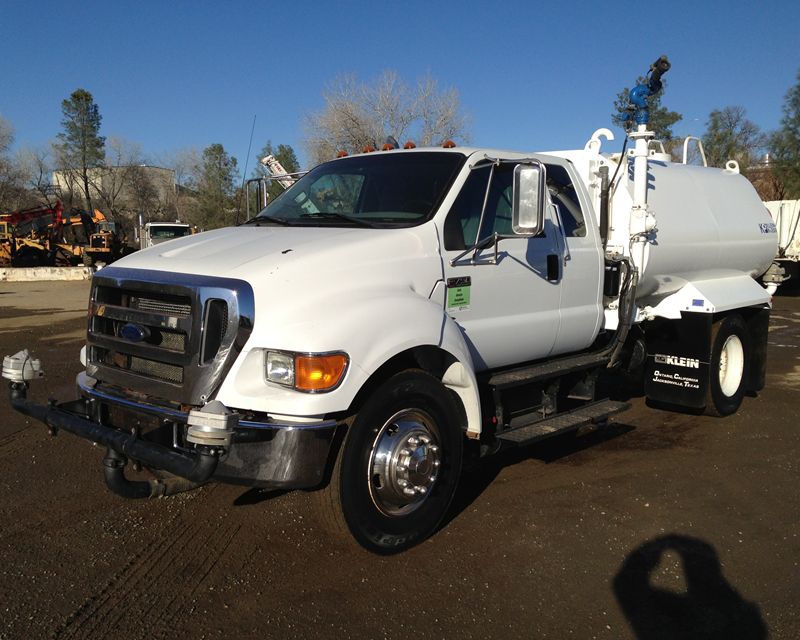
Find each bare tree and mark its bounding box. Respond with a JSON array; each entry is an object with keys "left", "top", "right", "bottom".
[
  {"left": 16, "top": 145, "right": 58, "bottom": 206},
  {"left": 304, "top": 70, "right": 470, "bottom": 165},
  {"left": 157, "top": 147, "right": 201, "bottom": 222},
  {"left": 702, "top": 106, "right": 766, "bottom": 171},
  {"left": 94, "top": 137, "right": 145, "bottom": 215},
  {"left": 0, "top": 116, "right": 27, "bottom": 210}
]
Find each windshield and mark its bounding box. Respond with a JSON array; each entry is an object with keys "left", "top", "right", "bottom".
[
  {"left": 253, "top": 152, "right": 465, "bottom": 227},
  {"left": 150, "top": 225, "right": 191, "bottom": 239}
]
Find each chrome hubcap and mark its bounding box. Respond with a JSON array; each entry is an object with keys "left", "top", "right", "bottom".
[{"left": 368, "top": 409, "right": 441, "bottom": 516}]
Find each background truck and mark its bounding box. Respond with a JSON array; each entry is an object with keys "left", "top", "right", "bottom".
[
  {"left": 5, "top": 57, "right": 778, "bottom": 553},
  {"left": 136, "top": 219, "right": 193, "bottom": 249},
  {"left": 764, "top": 199, "right": 800, "bottom": 284}
]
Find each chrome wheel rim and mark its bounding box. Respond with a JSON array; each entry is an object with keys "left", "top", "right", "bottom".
[
  {"left": 367, "top": 409, "right": 442, "bottom": 517},
  {"left": 719, "top": 334, "right": 744, "bottom": 397}
]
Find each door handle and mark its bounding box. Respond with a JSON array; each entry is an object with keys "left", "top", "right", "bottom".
[{"left": 547, "top": 254, "right": 559, "bottom": 282}]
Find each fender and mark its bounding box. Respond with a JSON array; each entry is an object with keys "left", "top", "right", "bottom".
[{"left": 215, "top": 285, "right": 483, "bottom": 435}]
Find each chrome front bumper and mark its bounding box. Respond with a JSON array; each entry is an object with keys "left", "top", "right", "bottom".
[{"left": 15, "top": 372, "right": 339, "bottom": 490}]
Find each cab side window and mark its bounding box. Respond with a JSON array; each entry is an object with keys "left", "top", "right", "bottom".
[
  {"left": 443, "top": 164, "right": 518, "bottom": 251},
  {"left": 546, "top": 164, "right": 586, "bottom": 238}
]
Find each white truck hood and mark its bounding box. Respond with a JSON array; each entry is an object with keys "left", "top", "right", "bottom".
[{"left": 113, "top": 224, "right": 444, "bottom": 304}]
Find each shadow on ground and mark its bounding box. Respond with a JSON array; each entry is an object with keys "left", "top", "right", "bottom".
[{"left": 613, "top": 534, "right": 767, "bottom": 639}]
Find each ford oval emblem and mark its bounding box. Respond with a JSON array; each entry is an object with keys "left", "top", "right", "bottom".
[{"left": 120, "top": 323, "right": 150, "bottom": 342}]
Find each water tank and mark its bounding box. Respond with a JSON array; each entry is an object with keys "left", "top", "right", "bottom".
[{"left": 611, "top": 161, "right": 777, "bottom": 300}]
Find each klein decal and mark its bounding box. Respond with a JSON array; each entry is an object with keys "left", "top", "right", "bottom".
[
  {"left": 759, "top": 222, "right": 777, "bottom": 234},
  {"left": 654, "top": 353, "right": 700, "bottom": 368},
  {"left": 692, "top": 299, "right": 705, "bottom": 307}
]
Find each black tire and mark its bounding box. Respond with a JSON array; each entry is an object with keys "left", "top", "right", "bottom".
[
  {"left": 705, "top": 314, "right": 749, "bottom": 417},
  {"left": 314, "top": 369, "right": 463, "bottom": 554}
]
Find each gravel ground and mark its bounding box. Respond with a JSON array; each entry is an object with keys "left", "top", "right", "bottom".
[{"left": 0, "top": 279, "right": 798, "bottom": 639}]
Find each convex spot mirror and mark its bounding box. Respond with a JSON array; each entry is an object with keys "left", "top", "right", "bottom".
[{"left": 512, "top": 163, "right": 546, "bottom": 236}]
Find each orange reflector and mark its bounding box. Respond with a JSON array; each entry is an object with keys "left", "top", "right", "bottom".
[
  {"left": 404, "top": 140, "right": 417, "bottom": 149},
  {"left": 442, "top": 140, "right": 456, "bottom": 148},
  {"left": 381, "top": 143, "right": 394, "bottom": 151},
  {"left": 362, "top": 145, "right": 376, "bottom": 153},
  {"left": 336, "top": 150, "right": 348, "bottom": 158},
  {"left": 295, "top": 354, "right": 348, "bottom": 392}
]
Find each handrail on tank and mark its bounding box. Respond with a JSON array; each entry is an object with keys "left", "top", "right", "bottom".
[{"left": 682, "top": 137, "right": 708, "bottom": 167}]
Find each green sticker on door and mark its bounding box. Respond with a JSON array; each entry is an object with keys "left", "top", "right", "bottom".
[{"left": 446, "top": 276, "right": 471, "bottom": 310}]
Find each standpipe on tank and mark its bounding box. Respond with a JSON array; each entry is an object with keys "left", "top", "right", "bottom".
[{"left": 622, "top": 56, "right": 671, "bottom": 293}]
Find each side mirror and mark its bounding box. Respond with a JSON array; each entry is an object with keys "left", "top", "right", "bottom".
[{"left": 512, "top": 163, "right": 545, "bottom": 236}]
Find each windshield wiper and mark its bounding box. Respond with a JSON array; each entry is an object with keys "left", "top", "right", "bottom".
[
  {"left": 241, "top": 216, "right": 293, "bottom": 226},
  {"left": 299, "top": 212, "right": 376, "bottom": 228}
]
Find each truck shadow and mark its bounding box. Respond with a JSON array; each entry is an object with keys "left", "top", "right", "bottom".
[
  {"left": 613, "top": 533, "right": 767, "bottom": 639},
  {"left": 445, "top": 421, "right": 635, "bottom": 528}
]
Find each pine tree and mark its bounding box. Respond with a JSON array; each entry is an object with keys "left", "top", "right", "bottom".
[
  {"left": 612, "top": 77, "right": 683, "bottom": 142},
  {"left": 195, "top": 143, "right": 239, "bottom": 229},
  {"left": 55, "top": 89, "right": 105, "bottom": 211}
]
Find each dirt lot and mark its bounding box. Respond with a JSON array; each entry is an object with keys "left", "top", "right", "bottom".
[{"left": 0, "top": 279, "right": 798, "bottom": 639}]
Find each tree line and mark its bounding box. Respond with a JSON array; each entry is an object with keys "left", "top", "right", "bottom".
[
  {"left": 0, "top": 91, "right": 301, "bottom": 236},
  {"left": 1, "top": 66, "right": 798, "bottom": 235}
]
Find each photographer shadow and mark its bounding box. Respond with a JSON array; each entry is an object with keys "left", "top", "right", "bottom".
[{"left": 613, "top": 534, "right": 767, "bottom": 639}]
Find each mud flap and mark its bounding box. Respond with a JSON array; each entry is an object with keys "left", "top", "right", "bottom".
[{"left": 644, "top": 312, "right": 711, "bottom": 409}]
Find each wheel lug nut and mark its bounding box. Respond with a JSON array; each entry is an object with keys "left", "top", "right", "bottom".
[
  {"left": 415, "top": 486, "right": 427, "bottom": 495},
  {"left": 403, "top": 487, "right": 416, "bottom": 496},
  {"left": 420, "top": 435, "right": 430, "bottom": 444},
  {"left": 433, "top": 460, "right": 440, "bottom": 467},
  {"left": 398, "top": 479, "right": 408, "bottom": 487},
  {"left": 407, "top": 436, "right": 419, "bottom": 446},
  {"left": 397, "top": 463, "right": 407, "bottom": 471},
  {"left": 429, "top": 445, "right": 439, "bottom": 453},
  {"left": 400, "top": 448, "right": 410, "bottom": 456}
]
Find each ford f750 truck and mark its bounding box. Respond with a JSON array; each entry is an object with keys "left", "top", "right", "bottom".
[{"left": 5, "top": 59, "right": 778, "bottom": 552}]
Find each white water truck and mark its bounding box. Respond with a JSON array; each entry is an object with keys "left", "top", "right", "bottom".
[{"left": 4, "top": 57, "right": 779, "bottom": 553}]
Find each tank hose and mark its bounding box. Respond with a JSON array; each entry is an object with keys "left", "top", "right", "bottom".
[{"left": 607, "top": 256, "right": 639, "bottom": 368}]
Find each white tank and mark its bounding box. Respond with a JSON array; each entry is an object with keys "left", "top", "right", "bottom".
[{"left": 609, "top": 160, "right": 778, "bottom": 300}]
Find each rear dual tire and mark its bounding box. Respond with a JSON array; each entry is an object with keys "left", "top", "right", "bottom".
[{"left": 705, "top": 315, "right": 749, "bottom": 417}]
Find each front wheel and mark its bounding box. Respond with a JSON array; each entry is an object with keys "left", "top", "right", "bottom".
[
  {"left": 315, "top": 370, "right": 463, "bottom": 554},
  {"left": 705, "top": 314, "right": 749, "bottom": 416}
]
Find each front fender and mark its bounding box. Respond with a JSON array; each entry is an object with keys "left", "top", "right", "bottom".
[{"left": 215, "top": 286, "right": 483, "bottom": 434}]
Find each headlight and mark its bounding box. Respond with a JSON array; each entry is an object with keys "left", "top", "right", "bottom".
[
  {"left": 266, "top": 351, "right": 295, "bottom": 387},
  {"left": 265, "top": 350, "right": 348, "bottom": 393}
]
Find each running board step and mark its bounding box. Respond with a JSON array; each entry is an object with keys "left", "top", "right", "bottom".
[
  {"left": 487, "top": 352, "right": 610, "bottom": 391},
  {"left": 496, "top": 399, "right": 629, "bottom": 445}
]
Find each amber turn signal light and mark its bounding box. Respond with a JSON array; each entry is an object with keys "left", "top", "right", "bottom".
[{"left": 295, "top": 353, "right": 348, "bottom": 392}]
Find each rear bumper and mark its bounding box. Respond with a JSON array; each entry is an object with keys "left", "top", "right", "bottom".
[{"left": 10, "top": 372, "right": 339, "bottom": 490}]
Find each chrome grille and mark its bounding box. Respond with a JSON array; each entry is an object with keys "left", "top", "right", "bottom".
[
  {"left": 131, "top": 296, "right": 192, "bottom": 317},
  {"left": 86, "top": 267, "right": 254, "bottom": 405}
]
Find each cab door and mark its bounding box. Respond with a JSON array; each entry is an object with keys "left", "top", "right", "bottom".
[
  {"left": 440, "top": 160, "right": 562, "bottom": 371},
  {"left": 439, "top": 157, "right": 603, "bottom": 371}
]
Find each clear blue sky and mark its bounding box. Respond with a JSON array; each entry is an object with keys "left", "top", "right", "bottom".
[{"left": 1, "top": 0, "right": 798, "bottom": 173}]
